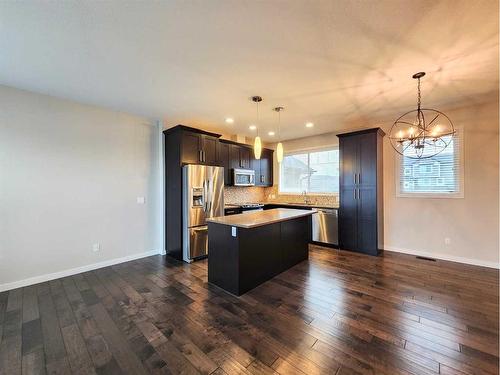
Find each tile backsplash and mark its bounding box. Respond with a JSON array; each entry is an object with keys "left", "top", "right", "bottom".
[
  {"left": 264, "top": 186, "right": 338, "bottom": 206},
  {"left": 224, "top": 185, "right": 338, "bottom": 207},
  {"left": 224, "top": 186, "right": 266, "bottom": 204}
]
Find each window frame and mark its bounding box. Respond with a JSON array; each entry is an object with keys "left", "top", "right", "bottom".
[
  {"left": 395, "top": 127, "right": 464, "bottom": 199},
  {"left": 278, "top": 145, "right": 339, "bottom": 196}
]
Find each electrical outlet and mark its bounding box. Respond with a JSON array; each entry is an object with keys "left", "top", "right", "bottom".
[
  {"left": 137, "top": 196, "right": 145, "bottom": 204},
  {"left": 92, "top": 243, "right": 100, "bottom": 252},
  {"left": 444, "top": 237, "right": 451, "bottom": 245}
]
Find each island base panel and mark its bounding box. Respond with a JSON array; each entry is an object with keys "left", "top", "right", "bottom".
[{"left": 208, "top": 216, "right": 311, "bottom": 296}]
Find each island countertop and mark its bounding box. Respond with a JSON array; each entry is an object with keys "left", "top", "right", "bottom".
[{"left": 207, "top": 208, "right": 315, "bottom": 229}]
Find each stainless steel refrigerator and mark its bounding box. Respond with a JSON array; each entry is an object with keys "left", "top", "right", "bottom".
[{"left": 182, "top": 165, "right": 224, "bottom": 263}]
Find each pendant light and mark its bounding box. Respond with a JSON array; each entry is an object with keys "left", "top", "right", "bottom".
[
  {"left": 389, "top": 72, "right": 455, "bottom": 159},
  {"left": 273, "top": 106, "right": 284, "bottom": 163},
  {"left": 252, "top": 96, "right": 263, "bottom": 160}
]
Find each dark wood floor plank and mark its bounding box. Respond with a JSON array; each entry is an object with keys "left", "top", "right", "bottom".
[
  {"left": 22, "top": 286, "right": 39, "bottom": 323},
  {"left": 88, "top": 303, "right": 149, "bottom": 375},
  {"left": 37, "top": 283, "right": 72, "bottom": 374},
  {"left": 61, "top": 324, "right": 96, "bottom": 375},
  {"left": 1, "top": 246, "right": 497, "bottom": 375}
]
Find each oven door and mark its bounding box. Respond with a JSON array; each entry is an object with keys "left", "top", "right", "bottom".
[{"left": 233, "top": 169, "right": 255, "bottom": 186}]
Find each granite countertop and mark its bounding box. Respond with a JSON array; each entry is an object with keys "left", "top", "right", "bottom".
[
  {"left": 264, "top": 202, "right": 339, "bottom": 209},
  {"left": 224, "top": 202, "right": 339, "bottom": 209},
  {"left": 208, "top": 208, "right": 315, "bottom": 228}
]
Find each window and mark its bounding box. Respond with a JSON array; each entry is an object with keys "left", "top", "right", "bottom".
[
  {"left": 279, "top": 148, "right": 339, "bottom": 194},
  {"left": 397, "top": 131, "right": 463, "bottom": 198}
]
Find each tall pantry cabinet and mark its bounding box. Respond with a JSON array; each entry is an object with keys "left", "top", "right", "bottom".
[{"left": 338, "top": 128, "right": 385, "bottom": 256}]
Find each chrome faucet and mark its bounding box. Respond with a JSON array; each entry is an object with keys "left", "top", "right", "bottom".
[{"left": 302, "top": 190, "right": 311, "bottom": 205}]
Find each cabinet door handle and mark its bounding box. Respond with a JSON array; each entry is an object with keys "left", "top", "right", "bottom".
[
  {"left": 358, "top": 173, "right": 360, "bottom": 185},
  {"left": 354, "top": 174, "right": 356, "bottom": 185},
  {"left": 199, "top": 150, "right": 203, "bottom": 162},
  {"left": 354, "top": 189, "right": 356, "bottom": 200},
  {"left": 203, "top": 150, "right": 206, "bottom": 162}
]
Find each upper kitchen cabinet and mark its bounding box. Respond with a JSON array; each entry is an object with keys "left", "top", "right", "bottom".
[
  {"left": 338, "top": 128, "right": 384, "bottom": 256},
  {"left": 218, "top": 139, "right": 273, "bottom": 186},
  {"left": 172, "top": 125, "right": 220, "bottom": 165},
  {"left": 216, "top": 141, "right": 231, "bottom": 185},
  {"left": 252, "top": 148, "right": 274, "bottom": 186},
  {"left": 229, "top": 143, "right": 251, "bottom": 170}
]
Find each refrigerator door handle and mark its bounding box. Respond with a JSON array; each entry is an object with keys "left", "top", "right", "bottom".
[
  {"left": 207, "top": 179, "right": 212, "bottom": 213},
  {"left": 202, "top": 180, "right": 208, "bottom": 212}
]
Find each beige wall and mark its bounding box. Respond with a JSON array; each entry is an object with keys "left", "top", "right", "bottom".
[
  {"left": 0, "top": 86, "right": 163, "bottom": 290},
  {"left": 271, "top": 99, "right": 499, "bottom": 267}
]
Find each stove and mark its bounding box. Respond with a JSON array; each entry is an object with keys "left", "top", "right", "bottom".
[
  {"left": 240, "top": 203, "right": 264, "bottom": 209},
  {"left": 224, "top": 203, "right": 264, "bottom": 215}
]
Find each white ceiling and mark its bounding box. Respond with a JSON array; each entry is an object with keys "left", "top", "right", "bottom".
[{"left": 1, "top": 1, "right": 498, "bottom": 141}]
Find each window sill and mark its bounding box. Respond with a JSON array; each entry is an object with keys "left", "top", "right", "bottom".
[
  {"left": 396, "top": 192, "right": 464, "bottom": 199},
  {"left": 277, "top": 191, "right": 339, "bottom": 197}
]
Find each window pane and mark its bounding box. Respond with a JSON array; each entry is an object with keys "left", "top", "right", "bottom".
[
  {"left": 279, "top": 148, "right": 339, "bottom": 194},
  {"left": 280, "top": 153, "right": 309, "bottom": 193},
  {"left": 308, "top": 149, "right": 339, "bottom": 193},
  {"left": 400, "top": 135, "right": 458, "bottom": 193}
]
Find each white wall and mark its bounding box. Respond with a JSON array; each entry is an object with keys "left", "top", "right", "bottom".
[
  {"left": 272, "top": 99, "right": 499, "bottom": 267},
  {"left": 0, "top": 86, "right": 163, "bottom": 290}
]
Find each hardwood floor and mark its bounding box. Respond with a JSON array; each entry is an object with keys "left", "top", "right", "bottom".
[{"left": 0, "top": 245, "right": 498, "bottom": 374}]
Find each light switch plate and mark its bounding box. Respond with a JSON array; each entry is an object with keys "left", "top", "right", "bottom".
[
  {"left": 231, "top": 226, "right": 237, "bottom": 237},
  {"left": 137, "top": 196, "right": 145, "bottom": 204}
]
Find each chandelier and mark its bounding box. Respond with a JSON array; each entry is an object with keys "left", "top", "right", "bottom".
[{"left": 389, "top": 72, "right": 455, "bottom": 159}]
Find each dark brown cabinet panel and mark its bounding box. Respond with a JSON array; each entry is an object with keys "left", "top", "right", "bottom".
[
  {"left": 240, "top": 147, "right": 251, "bottom": 169},
  {"left": 180, "top": 131, "right": 219, "bottom": 165},
  {"left": 229, "top": 144, "right": 241, "bottom": 170},
  {"left": 338, "top": 128, "right": 384, "bottom": 256},
  {"left": 252, "top": 148, "right": 274, "bottom": 186},
  {"left": 260, "top": 149, "right": 273, "bottom": 186},
  {"left": 181, "top": 132, "right": 202, "bottom": 164},
  {"left": 218, "top": 140, "right": 273, "bottom": 186},
  {"left": 217, "top": 141, "right": 231, "bottom": 185},
  {"left": 164, "top": 125, "right": 222, "bottom": 259},
  {"left": 201, "top": 135, "right": 218, "bottom": 165}
]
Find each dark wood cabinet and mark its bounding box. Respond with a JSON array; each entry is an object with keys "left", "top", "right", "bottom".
[
  {"left": 216, "top": 141, "right": 231, "bottom": 185},
  {"left": 229, "top": 143, "right": 251, "bottom": 169},
  {"left": 164, "top": 125, "right": 222, "bottom": 259},
  {"left": 338, "top": 128, "right": 384, "bottom": 256},
  {"left": 201, "top": 135, "right": 218, "bottom": 165},
  {"left": 218, "top": 140, "right": 273, "bottom": 186},
  {"left": 240, "top": 147, "right": 251, "bottom": 169},
  {"left": 252, "top": 148, "right": 274, "bottom": 186},
  {"left": 180, "top": 128, "right": 219, "bottom": 165}
]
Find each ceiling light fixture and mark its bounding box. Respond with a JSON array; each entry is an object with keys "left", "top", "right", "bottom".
[
  {"left": 252, "top": 96, "right": 263, "bottom": 160},
  {"left": 225, "top": 117, "right": 234, "bottom": 124},
  {"left": 389, "top": 72, "right": 455, "bottom": 159},
  {"left": 305, "top": 122, "right": 314, "bottom": 128},
  {"left": 249, "top": 125, "right": 257, "bottom": 130},
  {"left": 268, "top": 131, "right": 275, "bottom": 136},
  {"left": 273, "top": 106, "right": 284, "bottom": 163}
]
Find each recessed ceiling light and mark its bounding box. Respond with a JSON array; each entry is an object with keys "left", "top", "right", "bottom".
[
  {"left": 249, "top": 125, "right": 257, "bottom": 130},
  {"left": 225, "top": 117, "right": 234, "bottom": 124},
  {"left": 268, "top": 131, "right": 275, "bottom": 136},
  {"left": 306, "top": 122, "right": 314, "bottom": 128}
]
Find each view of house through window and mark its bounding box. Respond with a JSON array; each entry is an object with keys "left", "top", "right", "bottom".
[
  {"left": 279, "top": 148, "right": 339, "bottom": 194},
  {"left": 398, "top": 134, "right": 462, "bottom": 195}
]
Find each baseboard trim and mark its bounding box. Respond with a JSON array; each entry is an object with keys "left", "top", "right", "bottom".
[
  {"left": 383, "top": 246, "right": 500, "bottom": 269},
  {"left": 0, "top": 250, "right": 161, "bottom": 292}
]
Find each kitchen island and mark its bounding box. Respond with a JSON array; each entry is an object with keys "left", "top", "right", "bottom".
[{"left": 206, "top": 208, "right": 314, "bottom": 295}]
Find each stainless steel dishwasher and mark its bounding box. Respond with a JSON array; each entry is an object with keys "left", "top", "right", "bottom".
[{"left": 312, "top": 208, "right": 338, "bottom": 246}]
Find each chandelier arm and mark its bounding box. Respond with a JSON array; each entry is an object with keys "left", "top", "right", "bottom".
[{"left": 426, "top": 113, "right": 440, "bottom": 128}]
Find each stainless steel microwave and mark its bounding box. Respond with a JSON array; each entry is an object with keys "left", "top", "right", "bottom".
[{"left": 233, "top": 168, "right": 255, "bottom": 186}]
